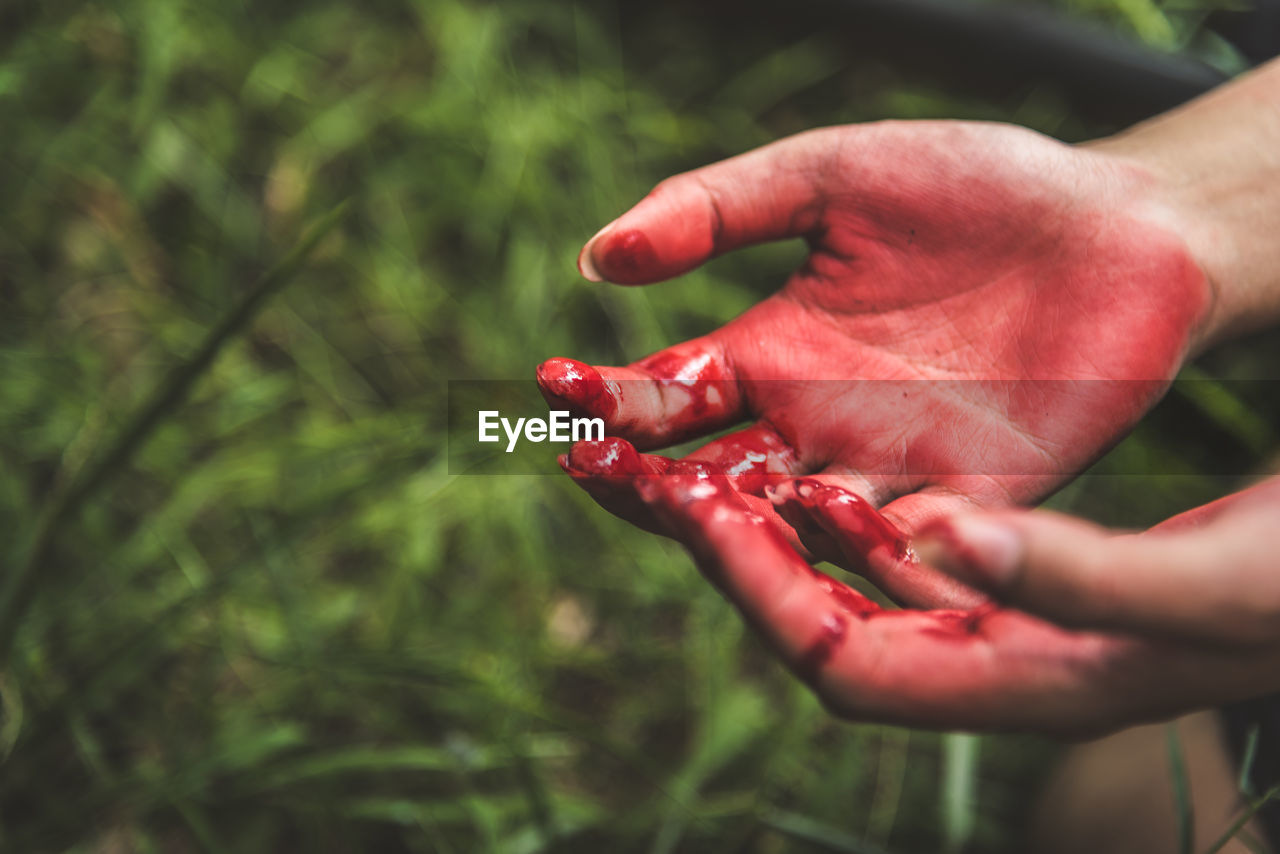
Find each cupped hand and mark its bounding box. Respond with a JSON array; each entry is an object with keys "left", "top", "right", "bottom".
[
  {"left": 538, "top": 122, "right": 1212, "bottom": 559},
  {"left": 537, "top": 79, "right": 1280, "bottom": 732},
  {"left": 629, "top": 467, "right": 1280, "bottom": 734}
]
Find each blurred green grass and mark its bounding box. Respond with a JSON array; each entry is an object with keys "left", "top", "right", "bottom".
[{"left": 0, "top": 1, "right": 1275, "bottom": 851}]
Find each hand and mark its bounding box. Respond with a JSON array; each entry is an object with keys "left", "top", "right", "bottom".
[
  {"left": 630, "top": 467, "right": 1280, "bottom": 734},
  {"left": 921, "top": 475, "right": 1280, "bottom": 647},
  {"left": 540, "top": 120, "right": 1211, "bottom": 576},
  {"left": 541, "top": 62, "right": 1280, "bottom": 732}
]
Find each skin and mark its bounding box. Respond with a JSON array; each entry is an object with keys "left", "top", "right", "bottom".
[
  {"left": 920, "top": 476, "right": 1280, "bottom": 647},
  {"left": 640, "top": 468, "right": 1280, "bottom": 735},
  {"left": 540, "top": 59, "right": 1280, "bottom": 733},
  {"left": 540, "top": 120, "right": 1209, "bottom": 535}
]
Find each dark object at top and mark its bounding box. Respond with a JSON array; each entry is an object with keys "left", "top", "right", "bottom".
[
  {"left": 1209, "top": 0, "right": 1280, "bottom": 65},
  {"left": 811, "top": 0, "right": 1229, "bottom": 119}
]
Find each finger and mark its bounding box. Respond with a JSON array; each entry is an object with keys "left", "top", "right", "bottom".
[
  {"left": 768, "top": 478, "right": 986, "bottom": 610},
  {"left": 918, "top": 503, "right": 1280, "bottom": 645},
  {"left": 1150, "top": 475, "right": 1280, "bottom": 534},
  {"left": 560, "top": 437, "right": 810, "bottom": 556},
  {"left": 537, "top": 338, "right": 744, "bottom": 449},
  {"left": 683, "top": 422, "right": 802, "bottom": 495},
  {"left": 641, "top": 468, "right": 1280, "bottom": 732},
  {"left": 558, "top": 437, "right": 672, "bottom": 537},
  {"left": 578, "top": 128, "right": 837, "bottom": 284},
  {"left": 878, "top": 479, "right": 1016, "bottom": 535},
  {"left": 635, "top": 468, "right": 1121, "bottom": 731}
]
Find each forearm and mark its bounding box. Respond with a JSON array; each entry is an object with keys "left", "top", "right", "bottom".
[{"left": 1094, "top": 57, "right": 1280, "bottom": 351}]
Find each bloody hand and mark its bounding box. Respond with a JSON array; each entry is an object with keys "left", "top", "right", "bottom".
[
  {"left": 540, "top": 69, "right": 1280, "bottom": 732},
  {"left": 632, "top": 468, "right": 1280, "bottom": 734},
  {"left": 539, "top": 121, "right": 1209, "bottom": 575}
]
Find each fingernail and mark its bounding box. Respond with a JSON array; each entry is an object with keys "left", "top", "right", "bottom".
[
  {"left": 918, "top": 517, "right": 1024, "bottom": 587},
  {"left": 577, "top": 221, "right": 616, "bottom": 282}
]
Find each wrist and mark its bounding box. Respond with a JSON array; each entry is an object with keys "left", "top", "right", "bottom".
[{"left": 1088, "top": 59, "right": 1280, "bottom": 353}]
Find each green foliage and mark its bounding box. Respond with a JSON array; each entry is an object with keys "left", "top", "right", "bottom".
[
  {"left": 1009, "top": 0, "right": 1250, "bottom": 69},
  {"left": 0, "top": 1, "right": 1272, "bottom": 852}
]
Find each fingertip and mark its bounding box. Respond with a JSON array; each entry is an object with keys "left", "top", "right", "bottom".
[
  {"left": 916, "top": 516, "right": 1025, "bottom": 589},
  {"left": 536, "top": 357, "right": 619, "bottom": 420},
  {"left": 767, "top": 479, "right": 834, "bottom": 537},
  {"left": 578, "top": 222, "right": 670, "bottom": 285},
  {"left": 577, "top": 217, "right": 622, "bottom": 283},
  {"left": 769, "top": 487, "right": 832, "bottom": 549},
  {"left": 579, "top": 222, "right": 664, "bottom": 285},
  {"left": 563, "top": 436, "right": 642, "bottom": 476},
  {"left": 595, "top": 228, "right": 659, "bottom": 284}
]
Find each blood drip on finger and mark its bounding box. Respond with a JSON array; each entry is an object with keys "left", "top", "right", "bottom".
[
  {"left": 636, "top": 348, "right": 736, "bottom": 427},
  {"left": 600, "top": 229, "right": 658, "bottom": 283},
  {"left": 689, "top": 425, "right": 798, "bottom": 495},
  {"left": 804, "top": 481, "right": 913, "bottom": 563}
]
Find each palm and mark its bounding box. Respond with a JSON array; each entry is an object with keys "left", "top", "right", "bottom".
[{"left": 542, "top": 122, "right": 1208, "bottom": 536}]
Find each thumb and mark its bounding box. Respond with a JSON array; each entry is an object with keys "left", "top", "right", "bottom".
[
  {"left": 579, "top": 128, "right": 839, "bottom": 284},
  {"left": 916, "top": 504, "right": 1280, "bottom": 646}
]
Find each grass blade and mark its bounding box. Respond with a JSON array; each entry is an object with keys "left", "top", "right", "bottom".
[
  {"left": 0, "top": 200, "right": 351, "bottom": 663},
  {"left": 1167, "top": 723, "right": 1194, "bottom": 854},
  {"left": 1203, "top": 786, "right": 1280, "bottom": 854},
  {"left": 942, "top": 732, "right": 980, "bottom": 853},
  {"left": 1238, "top": 723, "right": 1260, "bottom": 797}
]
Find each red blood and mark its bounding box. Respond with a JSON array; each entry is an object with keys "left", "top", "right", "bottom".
[
  {"left": 803, "top": 481, "right": 911, "bottom": 563},
  {"left": 559, "top": 439, "right": 674, "bottom": 538},
  {"left": 600, "top": 229, "right": 658, "bottom": 282},
  {"left": 808, "top": 566, "right": 881, "bottom": 618},
  {"left": 563, "top": 437, "right": 668, "bottom": 476},
  {"left": 919, "top": 602, "right": 998, "bottom": 641},
  {"left": 637, "top": 349, "right": 723, "bottom": 384},
  {"left": 635, "top": 348, "right": 734, "bottom": 425},
  {"left": 635, "top": 467, "right": 756, "bottom": 575},
  {"left": 536, "top": 358, "right": 618, "bottom": 420},
  {"left": 797, "top": 612, "right": 849, "bottom": 681},
  {"left": 666, "top": 459, "right": 719, "bottom": 478},
  {"left": 772, "top": 489, "right": 827, "bottom": 540},
  {"left": 690, "top": 424, "right": 797, "bottom": 495}
]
